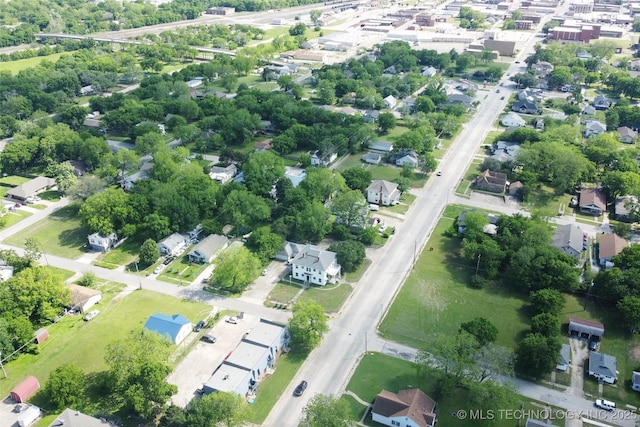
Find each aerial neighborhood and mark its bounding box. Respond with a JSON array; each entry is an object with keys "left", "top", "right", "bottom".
[{"left": 4, "top": 0, "right": 640, "bottom": 425}]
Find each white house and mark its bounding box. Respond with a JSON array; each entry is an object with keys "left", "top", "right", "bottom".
[
  {"left": 372, "top": 389, "right": 437, "bottom": 427},
  {"left": 589, "top": 352, "right": 617, "bottom": 384},
  {"left": 584, "top": 120, "right": 606, "bottom": 137},
  {"left": 422, "top": 66, "right": 437, "bottom": 77},
  {"left": 209, "top": 164, "right": 238, "bottom": 184},
  {"left": 310, "top": 150, "right": 337, "bottom": 167},
  {"left": 143, "top": 313, "right": 192, "bottom": 345},
  {"left": 187, "top": 234, "right": 229, "bottom": 264},
  {"left": 66, "top": 284, "right": 102, "bottom": 313},
  {"left": 367, "top": 180, "right": 401, "bottom": 206},
  {"left": 395, "top": 151, "right": 419, "bottom": 168},
  {"left": 383, "top": 95, "right": 397, "bottom": 109},
  {"left": 362, "top": 152, "right": 382, "bottom": 165},
  {"left": 157, "top": 232, "right": 188, "bottom": 257},
  {"left": 87, "top": 232, "right": 117, "bottom": 252},
  {"left": 501, "top": 112, "right": 526, "bottom": 128},
  {"left": 291, "top": 245, "right": 341, "bottom": 286}
]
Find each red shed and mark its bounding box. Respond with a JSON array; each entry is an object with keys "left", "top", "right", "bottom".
[
  {"left": 34, "top": 328, "right": 48, "bottom": 344},
  {"left": 11, "top": 376, "right": 40, "bottom": 403}
]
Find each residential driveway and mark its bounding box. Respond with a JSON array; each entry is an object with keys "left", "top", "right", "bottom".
[
  {"left": 241, "top": 261, "right": 290, "bottom": 305},
  {"left": 570, "top": 338, "right": 589, "bottom": 398},
  {"left": 167, "top": 314, "right": 260, "bottom": 407}
]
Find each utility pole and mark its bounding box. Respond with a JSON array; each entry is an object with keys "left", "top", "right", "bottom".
[
  {"left": 475, "top": 253, "right": 482, "bottom": 279},
  {"left": 135, "top": 260, "right": 142, "bottom": 290},
  {"left": 584, "top": 280, "right": 594, "bottom": 311}
]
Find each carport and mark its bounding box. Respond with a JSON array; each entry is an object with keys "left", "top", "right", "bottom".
[{"left": 10, "top": 376, "right": 40, "bottom": 403}]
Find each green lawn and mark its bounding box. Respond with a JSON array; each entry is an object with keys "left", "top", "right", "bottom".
[
  {"left": 298, "top": 283, "right": 353, "bottom": 313},
  {"left": 5, "top": 204, "right": 89, "bottom": 259},
  {"left": 386, "top": 193, "right": 417, "bottom": 215},
  {"left": 1, "top": 209, "right": 32, "bottom": 229},
  {"left": 268, "top": 281, "right": 302, "bottom": 304},
  {"left": 158, "top": 255, "right": 207, "bottom": 286},
  {"left": 0, "top": 175, "right": 31, "bottom": 186},
  {"left": 344, "top": 258, "right": 372, "bottom": 283},
  {"left": 1, "top": 53, "right": 66, "bottom": 74},
  {"left": 96, "top": 237, "right": 142, "bottom": 269},
  {"left": 345, "top": 352, "right": 533, "bottom": 427},
  {"left": 524, "top": 185, "right": 573, "bottom": 218},
  {"left": 379, "top": 216, "right": 529, "bottom": 350},
  {"left": 246, "top": 353, "right": 304, "bottom": 424}
]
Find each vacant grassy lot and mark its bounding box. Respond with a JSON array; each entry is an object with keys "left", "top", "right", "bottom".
[
  {"left": 5, "top": 204, "right": 88, "bottom": 259},
  {"left": 1, "top": 52, "right": 66, "bottom": 74},
  {"left": 269, "top": 281, "right": 301, "bottom": 304},
  {"left": 0, "top": 289, "right": 209, "bottom": 398},
  {"left": 456, "top": 159, "right": 482, "bottom": 196},
  {"left": 379, "top": 211, "right": 529, "bottom": 350},
  {"left": 158, "top": 255, "right": 207, "bottom": 286},
  {"left": 246, "top": 353, "right": 304, "bottom": 424},
  {"left": 298, "top": 282, "right": 353, "bottom": 313},
  {"left": 95, "top": 237, "right": 142, "bottom": 269},
  {"left": 524, "top": 185, "right": 573, "bottom": 218}
]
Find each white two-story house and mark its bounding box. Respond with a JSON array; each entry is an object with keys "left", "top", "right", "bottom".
[{"left": 291, "top": 245, "right": 341, "bottom": 286}]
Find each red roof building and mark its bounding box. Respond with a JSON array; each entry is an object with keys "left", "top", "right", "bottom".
[{"left": 11, "top": 376, "right": 40, "bottom": 403}]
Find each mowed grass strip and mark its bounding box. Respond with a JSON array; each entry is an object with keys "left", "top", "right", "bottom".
[
  {"left": 379, "top": 217, "right": 529, "bottom": 350},
  {"left": 0, "top": 290, "right": 210, "bottom": 398},
  {"left": 298, "top": 283, "right": 353, "bottom": 313}
]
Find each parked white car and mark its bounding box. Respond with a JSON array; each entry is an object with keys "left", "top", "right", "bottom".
[{"left": 84, "top": 310, "right": 100, "bottom": 321}]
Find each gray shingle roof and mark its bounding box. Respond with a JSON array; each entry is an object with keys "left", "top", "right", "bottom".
[
  {"left": 291, "top": 245, "right": 337, "bottom": 271},
  {"left": 552, "top": 224, "right": 583, "bottom": 255},
  {"left": 589, "top": 352, "right": 617, "bottom": 378}
]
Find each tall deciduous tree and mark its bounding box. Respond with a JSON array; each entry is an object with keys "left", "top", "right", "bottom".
[
  {"left": 529, "top": 288, "right": 565, "bottom": 316},
  {"left": 330, "top": 190, "right": 370, "bottom": 230},
  {"left": 516, "top": 333, "right": 561, "bottom": 378},
  {"left": 301, "top": 394, "right": 354, "bottom": 427},
  {"left": 79, "top": 187, "right": 132, "bottom": 235},
  {"left": 341, "top": 167, "right": 372, "bottom": 192},
  {"left": 459, "top": 317, "right": 498, "bottom": 346},
  {"left": 44, "top": 364, "right": 87, "bottom": 410},
  {"left": 245, "top": 226, "right": 284, "bottom": 264},
  {"left": 328, "top": 241, "right": 366, "bottom": 273},
  {"left": 289, "top": 300, "right": 328, "bottom": 354},
  {"left": 243, "top": 151, "right": 285, "bottom": 197},
  {"left": 139, "top": 239, "right": 160, "bottom": 266},
  {"left": 213, "top": 246, "right": 261, "bottom": 292},
  {"left": 186, "top": 392, "right": 248, "bottom": 427},
  {"left": 221, "top": 188, "right": 272, "bottom": 228}
]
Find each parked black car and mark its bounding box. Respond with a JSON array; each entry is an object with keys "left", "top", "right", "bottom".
[
  {"left": 194, "top": 320, "right": 205, "bottom": 332},
  {"left": 201, "top": 334, "right": 217, "bottom": 343},
  {"left": 294, "top": 380, "right": 308, "bottom": 396}
]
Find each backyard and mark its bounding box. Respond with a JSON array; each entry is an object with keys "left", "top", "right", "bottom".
[
  {"left": 5, "top": 204, "right": 89, "bottom": 259},
  {"left": 378, "top": 205, "right": 530, "bottom": 350},
  {"left": 0, "top": 289, "right": 210, "bottom": 399}
]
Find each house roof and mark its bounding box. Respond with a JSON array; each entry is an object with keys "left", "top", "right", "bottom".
[
  {"left": 370, "top": 141, "right": 393, "bottom": 151},
  {"left": 159, "top": 233, "right": 186, "bottom": 251},
  {"left": 243, "top": 319, "right": 287, "bottom": 348},
  {"left": 11, "top": 376, "right": 40, "bottom": 403},
  {"left": 552, "top": 224, "right": 583, "bottom": 255},
  {"left": 277, "top": 241, "right": 305, "bottom": 260},
  {"left": 396, "top": 151, "right": 419, "bottom": 162},
  {"left": 599, "top": 233, "right": 628, "bottom": 260},
  {"left": 594, "top": 94, "right": 611, "bottom": 106},
  {"left": 363, "top": 152, "right": 382, "bottom": 163},
  {"left": 569, "top": 317, "right": 604, "bottom": 331},
  {"left": 585, "top": 120, "right": 606, "bottom": 132},
  {"left": 615, "top": 195, "right": 637, "bottom": 216},
  {"left": 512, "top": 99, "right": 538, "bottom": 112},
  {"left": 6, "top": 176, "right": 56, "bottom": 199},
  {"left": 580, "top": 188, "right": 606, "bottom": 210},
  {"left": 367, "top": 179, "right": 399, "bottom": 196},
  {"left": 558, "top": 343, "right": 571, "bottom": 365},
  {"left": 226, "top": 340, "right": 271, "bottom": 370},
  {"left": 384, "top": 95, "right": 397, "bottom": 105},
  {"left": 66, "top": 284, "right": 101, "bottom": 309},
  {"left": 188, "top": 234, "right": 228, "bottom": 260},
  {"left": 49, "top": 408, "right": 111, "bottom": 427},
  {"left": 372, "top": 388, "right": 436, "bottom": 427},
  {"left": 618, "top": 126, "right": 637, "bottom": 138},
  {"left": 291, "top": 244, "right": 338, "bottom": 271},
  {"left": 633, "top": 371, "right": 640, "bottom": 386},
  {"left": 501, "top": 112, "right": 526, "bottom": 126},
  {"left": 475, "top": 169, "right": 507, "bottom": 187},
  {"left": 143, "top": 313, "right": 190, "bottom": 342},
  {"left": 447, "top": 94, "right": 472, "bottom": 107},
  {"left": 589, "top": 352, "right": 617, "bottom": 378}
]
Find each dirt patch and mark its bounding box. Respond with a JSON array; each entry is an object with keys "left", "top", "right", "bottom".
[{"left": 628, "top": 345, "right": 640, "bottom": 363}]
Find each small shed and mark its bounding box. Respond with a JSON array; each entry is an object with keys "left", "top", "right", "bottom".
[
  {"left": 11, "top": 376, "right": 40, "bottom": 403},
  {"left": 18, "top": 405, "right": 41, "bottom": 427},
  {"left": 34, "top": 328, "right": 49, "bottom": 344},
  {"left": 569, "top": 317, "right": 604, "bottom": 341}
]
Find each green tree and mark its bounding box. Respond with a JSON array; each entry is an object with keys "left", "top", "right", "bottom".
[
  {"left": 139, "top": 239, "right": 160, "bottom": 266},
  {"left": 44, "top": 364, "right": 87, "bottom": 410},
  {"left": 66, "top": 175, "right": 106, "bottom": 200},
  {"left": 310, "top": 10, "right": 323, "bottom": 26},
  {"left": 328, "top": 241, "right": 366, "bottom": 273},
  {"left": 291, "top": 201, "right": 331, "bottom": 243},
  {"left": 135, "top": 131, "right": 165, "bottom": 156},
  {"left": 245, "top": 226, "right": 284, "bottom": 264},
  {"left": 105, "top": 330, "right": 176, "bottom": 418},
  {"left": 213, "top": 246, "right": 261, "bottom": 292},
  {"left": 185, "top": 391, "right": 248, "bottom": 427},
  {"left": 221, "top": 189, "right": 272, "bottom": 228},
  {"left": 459, "top": 317, "right": 498, "bottom": 346},
  {"left": 516, "top": 333, "right": 561, "bottom": 378},
  {"left": 79, "top": 187, "right": 132, "bottom": 236},
  {"left": 301, "top": 168, "right": 347, "bottom": 202},
  {"left": 301, "top": 394, "right": 354, "bottom": 427},
  {"left": 47, "top": 161, "right": 77, "bottom": 192},
  {"left": 468, "top": 380, "right": 519, "bottom": 416},
  {"left": 617, "top": 295, "right": 640, "bottom": 328},
  {"left": 289, "top": 300, "right": 328, "bottom": 354},
  {"left": 243, "top": 151, "right": 285, "bottom": 197},
  {"left": 341, "top": 167, "right": 372, "bottom": 192},
  {"left": 529, "top": 288, "right": 565, "bottom": 316},
  {"left": 531, "top": 313, "right": 560, "bottom": 337},
  {"left": 289, "top": 22, "right": 307, "bottom": 36},
  {"left": 111, "top": 148, "right": 139, "bottom": 181},
  {"left": 418, "top": 331, "right": 478, "bottom": 378},
  {"left": 377, "top": 112, "right": 396, "bottom": 134},
  {"left": 330, "top": 190, "right": 370, "bottom": 230},
  {"left": 58, "top": 105, "right": 90, "bottom": 130},
  {"left": 24, "top": 238, "right": 43, "bottom": 264}
]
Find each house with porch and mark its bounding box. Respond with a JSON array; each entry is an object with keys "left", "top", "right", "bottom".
[
  {"left": 366, "top": 180, "right": 401, "bottom": 206},
  {"left": 395, "top": 151, "right": 419, "bottom": 168},
  {"left": 87, "top": 232, "right": 117, "bottom": 252},
  {"left": 474, "top": 170, "right": 507, "bottom": 193},
  {"left": 512, "top": 99, "right": 538, "bottom": 114},
  {"left": 551, "top": 224, "right": 584, "bottom": 261},
  {"left": 291, "top": 245, "right": 341, "bottom": 286},
  {"left": 599, "top": 233, "right": 628, "bottom": 268},
  {"left": 187, "top": 234, "right": 229, "bottom": 264},
  {"left": 593, "top": 94, "right": 612, "bottom": 110},
  {"left": 310, "top": 150, "right": 338, "bottom": 167},
  {"left": 618, "top": 126, "right": 637, "bottom": 143},
  {"left": 157, "top": 233, "right": 188, "bottom": 257},
  {"left": 589, "top": 352, "right": 617, "bottom": 384},
  {"left": 579, "top": 188, "right": 606, "bottom": 216}
]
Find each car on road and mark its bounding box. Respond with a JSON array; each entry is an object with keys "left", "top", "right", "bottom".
[
  {"left": 201, "top": 334, "right": 217, "bottom": 343},
  {"left": 226, "top": 316, "right": 238, "bottom": 324},
  {"left": 436, "top": 171, "right": 442, "bottom": 176},
  {"left": 294, "top": 380, "right": 307, "bottom": 396},
  {"left": 84, "top": 310, "right": 100, "bottom": 321},
  {"left": 496, "top": 89, "right": 500, "bottom": 93},
  {"left": 163, "top": 256, "right": 174, "bottom": 265},
  {"left": 153, "top": 264, "right": 165, "bottom": 274},
  {"left": 378, "top": 225, "right": 387, "bottom": 233},
  {"left": 500, "top": 96, "right": 505, "bottom": 100},
  {"left": 515, "top": 60, "right": 520, "bottom": 63},
  {"left": 194, "top": 320, "right": 205, "bottom": 332},
  {"left": 262, "top": 267, "right": 270, "bottom": 276},
  {"left": 595, "top": 399, "right": 615, "bottom": 411}
]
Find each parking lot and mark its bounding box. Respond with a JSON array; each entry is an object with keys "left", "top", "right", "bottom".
[{"left": 167, "top": 314, "right": 261, "bottom": 407}]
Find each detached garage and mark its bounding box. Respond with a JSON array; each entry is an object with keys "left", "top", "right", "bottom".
[
  {"left": 569, "top": 317, "right": 604, "bottom": 341},
  {"left": 11, "top": 376, "right": 40, "bottom": 403}
]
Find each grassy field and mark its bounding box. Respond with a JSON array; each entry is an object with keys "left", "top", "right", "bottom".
[
  {"left": 1, "top": 209, "right": 32, "bottom": 229},
  {"left": 0, "top": 289, "right": 210, "bottom": 399},
  {"left": 524, "top": 186, "right": 573, "bottom": 218},
  {"left": 158, "top": 255, "right": 207, "bottom": 286},
  {"left": 1, "top": 53, "right": 66, "bottom": 74},
  {"left": 344, "top": 258, "right": 372, "bottom": 283},
  {"left": 298, "top": 282, "right": 353, "bottom": 313},
  {"left": 95, "top": 237, "right": 142, "bottom": 269},
  {"left": 378, "top": 210, "right": 530, "bottom": 350},
  {"left": 5, "top": 204, "right": 88, "bottom": 259},
  {"left": 246, "top": 353, "right": 304, "bottom": 424}
]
